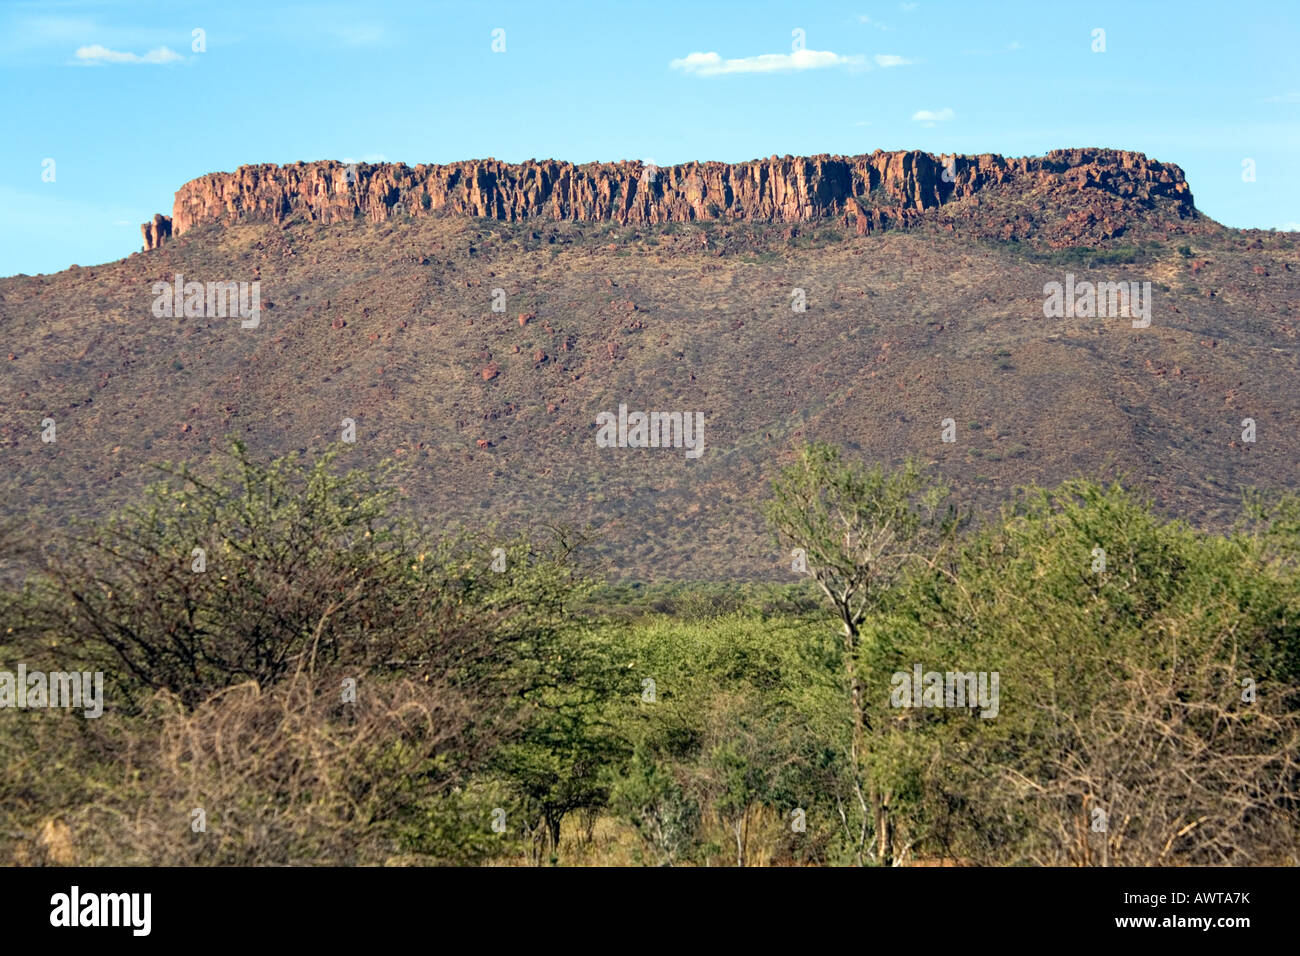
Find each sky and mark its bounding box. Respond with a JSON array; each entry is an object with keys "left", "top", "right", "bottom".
[{"left": 2, "top": 0, "right": 1297, "bottom": 276}]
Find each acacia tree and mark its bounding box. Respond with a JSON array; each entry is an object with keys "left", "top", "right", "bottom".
[
  {"left": 10, "top": 441, "right": 418, "bottom": 709},
  {"left": 764, "top": 443, "right": 956, "bottom": 865},
  {"left": 3, "top": 441, "right": 605, "bottom": 864}
]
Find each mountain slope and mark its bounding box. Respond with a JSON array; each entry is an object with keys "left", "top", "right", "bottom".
[{"left": 2, "top": 150, "right": 1297, "bottom": 579}]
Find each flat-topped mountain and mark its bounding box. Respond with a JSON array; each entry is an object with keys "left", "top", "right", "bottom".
[
  {"left": 142, "top": 149, "right": 1198, "bottom": 252},
  {"left": 2, "top": 149, "right": 1295, "bottom": 580}
]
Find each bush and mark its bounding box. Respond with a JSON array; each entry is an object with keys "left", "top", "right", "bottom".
[
  {"left": 866, "top": 481, "right": 1300, "bottom": 864},
  {"left": 0, "top": 441, "right": 598, "bottom": 865}
]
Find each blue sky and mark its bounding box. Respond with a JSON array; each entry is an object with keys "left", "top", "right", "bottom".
[{"left": 2, "top": 0, "right": 1297, "bottom": 276}]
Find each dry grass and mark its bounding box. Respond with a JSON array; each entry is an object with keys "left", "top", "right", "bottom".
[{"left": 0, "top": 671, "right": 485, "bottom": 866}]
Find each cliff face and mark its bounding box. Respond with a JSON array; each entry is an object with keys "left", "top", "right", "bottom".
[
  {"left": 143, "top": 148, "right": 1196, "bottom": 249},
  {"left": 141, "top": 213, "right": 172, "bottom": 251}
]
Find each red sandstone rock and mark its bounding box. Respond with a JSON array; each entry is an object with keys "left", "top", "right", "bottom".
[
  {"left": 141, "top": 213, "right": 172, "bottom": 251},
  {"left": 151, "top": 150, "right": 1195, "bottom": 247}
]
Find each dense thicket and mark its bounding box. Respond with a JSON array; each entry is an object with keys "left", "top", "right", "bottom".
[{"left": 2, "top": 443, "right": 1296, "bottom": 865}]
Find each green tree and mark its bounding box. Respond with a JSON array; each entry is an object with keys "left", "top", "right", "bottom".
[
  {"left": 2, "top": 441, "right": 605, "bottom": 865},
  {"left": 764, "top": 444, "right": 957, "bottom": 864},
  {"left": 874, "top": 480, "right": 1300, "bottom": 864}
]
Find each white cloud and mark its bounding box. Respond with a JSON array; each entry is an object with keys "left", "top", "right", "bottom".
[
  {"left": 1264, "top": 92, "right": 1300, "bottom": 103},
  {"left": 74, "top": 44, "right": 181, "bottom": 65},
  {"left": 341, "top": 154, "right": 389, "bottom": 164},
  {"left": 0, "top": 16, "right": 196, "bottom": 64},
  {"left": 670, "top": 49, "right": 865, "bottom": 76},
  {"left": 873, "top": 54, "right": 913, "bottom": 67},
  {"left": 1277, "top": 222, "right": 1300, "bottom": 232},
  {"left": 901, "top": 2, "right": 919, "bottom": 9},
  {"left": 912, "top": 107, "right": 954, "bottom": 122}
]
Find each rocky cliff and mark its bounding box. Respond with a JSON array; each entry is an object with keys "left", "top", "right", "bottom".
[
  {"left": 142, "top": 148, "right": 1196, "bottom": 250},
  {"left": 141, "top": 212, "right": 172, "bottom": 251}
]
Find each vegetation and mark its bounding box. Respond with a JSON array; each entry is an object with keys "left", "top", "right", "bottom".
[
  {"left": 995, "top": 239, "right": 1163, "bottom": 269},
  {"left": 4, "top": 216, "right": 1297, "bottom": 583},
  {"left": 2, "top": 442, "right": 1297, "bottom": 865}
]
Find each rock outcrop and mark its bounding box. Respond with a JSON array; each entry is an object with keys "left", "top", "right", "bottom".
[
  {"left": 145, "top": 149, "right": 1196, "bottom": 248},
  {"left": 141, "top": 213, "right": 172, "bottom": 251}
]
